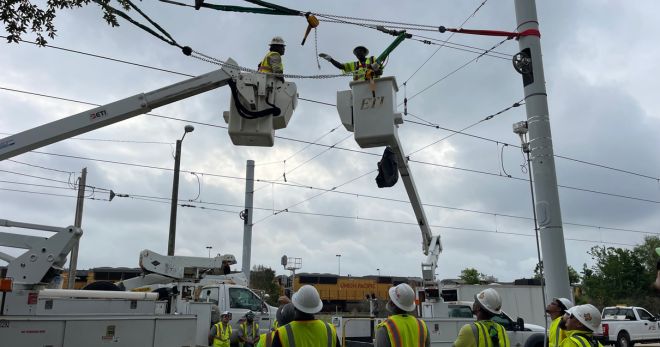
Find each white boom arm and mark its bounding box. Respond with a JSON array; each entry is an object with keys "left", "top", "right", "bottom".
[
  {"left": 336, "top": 76, "right": 442, "bottom": 285},
  {"left": 0, "top": 63, "right": 237, "bottom": 161},
  {"left": 0, "top": 219, "right": 82, "bottom": 287},
  {"left": 138, "top": 249, "right": 236, "bottom": 279}
]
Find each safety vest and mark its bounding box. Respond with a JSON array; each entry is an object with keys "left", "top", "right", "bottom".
[
  {"left": 258, "top": 51, "right": 283, "bottom": 73},
  {"left": 549, "top": 316, "right": 567, "bottom": 347},
  {"left": 468, "top": 320, "right": 510, "bottom": 347},
  {"left": 241, "top": 321, "right": 259, "bottom": 342},
  {"left": 256, "top": 331, "right": 276, "bottom": 347},
  {"left": 377, "top": 314, "right": 427, "bottom": 347},
  {"left": 342, "top": 56, "right": 379, "bottom": 81},
  {"left": 213, "top": 322, "right": 232, "bottom": 347},
  {"left": 276, "top": 320, "right": 337, "bottom": 347},
  {"left": 560, "top": 331, "right": 604, "bottom": 347}
]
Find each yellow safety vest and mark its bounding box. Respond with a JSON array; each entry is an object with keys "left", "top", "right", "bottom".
[
  {"left": 241, "top": 321, "right": 259, "bottom": 342},
  {"left": 258, "top": 51, "right": 283, "bottom": 73},
  {"left": 213, "top": 322, "right": 232, "bottom": 347},
  {"left": 560, "top": 330, "right": 604, "bottom": 347},
  {"left": 469, "top": 320, "right": 510, "bottom": 347},
  {"left": 549, "top": 316, "right": 567, "bottom": 347},
  {"left": 276, "top": 320, "right": 337, "bottom": 347},
  {"left": 256, "top": 331, "right": 276, "bottom": 347},
  {"left": 342, "top": 56, "right": 380, "bottom": 81},
  {"left": 377, "top": 314, "right": 428, "bottom": 347}
]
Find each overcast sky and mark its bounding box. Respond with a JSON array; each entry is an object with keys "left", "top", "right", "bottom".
[{"left": 1, "top": 0, "right": 658, "bottom": 284}]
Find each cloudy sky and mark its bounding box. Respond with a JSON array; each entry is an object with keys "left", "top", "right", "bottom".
[{"left": 1, "top": 0, "right": 658, "bottom": 285}]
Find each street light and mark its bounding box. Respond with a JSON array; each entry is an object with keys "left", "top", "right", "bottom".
[
  {"left": 336, "top": 254, "right": 341, "bottom": 276},
  {"left": 206, "top": 246, "right": 213, "bottom": 258},
  {"left": 168, "top": 125, "right": 195, "bottom": 256},
  {"left": 377, "top": 268, "right": 380, "bottom": 277}
]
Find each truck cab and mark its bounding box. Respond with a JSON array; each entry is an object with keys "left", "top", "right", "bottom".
[{"left": 199, "top": 282, "right": 277, "bottom": 334}]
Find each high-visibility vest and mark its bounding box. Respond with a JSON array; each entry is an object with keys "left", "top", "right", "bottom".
[
  {"left": 468, "top": 320, "right": 510, "bottom": 347},
  {"left": 241, "top": 321, "right": 259, "bottom": 342},
  {"left": 258, "top": 51, "right": 283, "bottom": 73},
  {"left": 377, "top": 314, "right": 428, "bottom": 347},
  {"left": 276, "top": 320, "right": 337, "bottom": 347},
  {"left": 342, "top": 56, "right": 380, "bottom": 81},
  {"left": 560, "top": 331, "right": 604, "bottom": 347},
  {"left": 549, "top": 316, "right": 567, "bottom": 347},
  {"left": 256, "top": 331, "right": 276, "bottom": 347},
  {"left": 213, "top": 322, "right": 232, "bottom": 347}
]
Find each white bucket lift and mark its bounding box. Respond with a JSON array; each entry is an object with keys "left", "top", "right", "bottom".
[
  {"left": 336, "top": 76, "right": 403, "bottom": 148},
  {"left": 223, "top": 69, "right": 298, "bottom": 147}
]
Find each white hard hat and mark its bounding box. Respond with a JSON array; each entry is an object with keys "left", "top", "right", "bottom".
[
  {"left": 553, "top": 297, "right": 574, "bottom": 312},
  {"left": 292, "top": 285, "right": 323, "bottom": 314},
  {"left": 221, "top": 310, "right": 230, "bottom": 316},
  {"left": 568, "top": 304, "right": 602, "bottom": 332},
  {"left": 388, "top": 283, "right": 416, "bottom": 312},
  {"left": 270, "top": 36, "right": 286, "bottom": 46},
  {"left": 475, "top": 288, "right": 502, "bottom": 315}
]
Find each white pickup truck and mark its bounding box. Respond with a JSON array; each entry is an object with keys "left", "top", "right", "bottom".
[{"left": 595, "top": 306, "right": 660, "bottom": 347}]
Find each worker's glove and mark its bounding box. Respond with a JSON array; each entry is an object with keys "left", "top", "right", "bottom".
[
  {"left": 371, "top": 63, "right": 381, "bottom": 72},
  {"left": 318, "top": 53, "right": 333, "bottom": 61}
]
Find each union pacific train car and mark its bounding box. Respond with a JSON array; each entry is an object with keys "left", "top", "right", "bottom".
[{"left": 280, "top": 273, "right": 423, "bottom": 312}]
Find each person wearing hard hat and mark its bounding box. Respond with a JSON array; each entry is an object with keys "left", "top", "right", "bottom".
[
  {"left": 272, "top": 284, "right": 341, "bottom": 347},
  {"left": 318, "top": 45, "right": 384, "bottom": 81},
  {"left": 257, "top": 303, "right": 295, "bottom": 347},
  {"left": 547, "top": 298, "right": 574, "bottom": 347},
  {"left": 258, "top": 36, "right": 286, "bottom": 79},
  {"left": 453, "top": 288, "right": 510, "bottom": 347},
  {"left": 209, "top": 311, "right": 233, "bottom": 347},
  {"left": 239, "top": 311, "right": 260, "bottom": 347},
  {"left": 374, "top": 283, "right": 430, "bottom": 347},
  {"left": 559, "top": 304, "right": 603, "bottom": 347},
  {"left": 272, "top": 296, "right": 292, "bottom": 331}
]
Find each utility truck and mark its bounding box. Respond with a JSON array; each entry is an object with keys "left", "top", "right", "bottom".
[
  {"left": 595, "top": 306, "right": 660, "bottom": 347},
  {"left": 0, "top": 58, "right": 296, "bottom": 346}
]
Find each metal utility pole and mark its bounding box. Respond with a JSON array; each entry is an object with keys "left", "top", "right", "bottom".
[
  {"left": 168, "top": 125, "right": 194, "bottom": 256},
  {"left": 66, "top": 167, "right": 86, "bottom": 289},
  {"left": 241, "top": 160, "right": 255, "bottom": 285},
  {"left": 514, "top": 0, "right": 571, "bottom": 300}
]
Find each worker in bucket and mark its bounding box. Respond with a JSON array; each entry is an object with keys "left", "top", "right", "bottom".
[
  {"left": 558, "top": 304, "right": 603, "bottom": 347},
  {"left": 547, "top": 298, "right": 574, "bottom": 347},
  {"left": 257, "top": 303, "right": 295, "bottom": 347},
  {"left": 453, "top": 288, "right": 510, "bottom": 347},
  {"left": 239, "top": 311, "right": 260, "bottom": 347},
  {"left": 375, "top": 283, "right": 430, "bottom": 347},
  {"left": 258, "top": 36, "right": 286, "bottom": 80},
  {"left": 209, "top": 311, "right": 233, "bottom": 347},
  {"left": 272, "top": 284, "right": 340, "bottom": 347},
  {"left": 319, "top": 45, "right": 383, "bottom": 81}
]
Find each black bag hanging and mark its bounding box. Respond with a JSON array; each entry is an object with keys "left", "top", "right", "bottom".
[{"left": 376, "top": 146, "right": 399, "bottom": 188}]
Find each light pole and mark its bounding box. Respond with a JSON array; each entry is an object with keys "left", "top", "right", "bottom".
[
  {"left": 168, "top": 125, "right": 194, "bottom": 256},
  {"left": 336, "top": 254, "right": 341, "bottom": 276},
  {"left": 377, "top": 268, "right": 380, "bottom": 277},
  {"left": 206, "top": 246, "right": 212, "bottom": 258}
]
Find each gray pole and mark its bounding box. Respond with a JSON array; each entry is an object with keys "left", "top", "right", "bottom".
[
  {"left": 67, "top": 167, "right": 86, "bottom": 289},
  {"left": 514, "top": 0, "right": 571, "bottom": 300},
  {"left": 168, "top": 139, "right": 183, "bottom": 256},
  {"left": 241, "top": 160, "right": 255, "bottom": 285}
]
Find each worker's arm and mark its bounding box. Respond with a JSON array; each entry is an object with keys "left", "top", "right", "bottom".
[
  {"left": 374, "top": 325, "right": 391, "bottom": 347},
  {"left": 453, "top": 324, "right": 476, "bottom": 347},
  {"left": 208, "top": 325, "right": 217, "bottom": 345},
  {"left": 268, "top": 54, "right": 284, "bottom": 74},
  {"left": 318, "top": 53, "right": 345, "bottom": 70}
]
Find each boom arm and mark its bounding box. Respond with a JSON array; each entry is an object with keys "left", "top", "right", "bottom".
[{"left": 0, "top": 60, "right": 240, "bottom": 161}]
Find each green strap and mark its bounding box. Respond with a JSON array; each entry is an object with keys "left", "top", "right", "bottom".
[
  {"left": 376, "top": 32, "right": 410, "bottom": 64},
  {"left": 242, "top": 0, "right": 301, "bottom": 15}
]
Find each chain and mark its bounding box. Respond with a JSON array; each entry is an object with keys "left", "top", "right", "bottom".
[
  {"left": 314, "top": 27, "right": 321, "bottom": 70},
  {"left": 191, "top": 50, "right": 349, "bottom": 79}
]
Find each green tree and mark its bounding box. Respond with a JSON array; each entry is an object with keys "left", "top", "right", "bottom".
[
  {"left": 1, "top": 0, "right": 131, "bottom": 45},
  {"left": 460, "top": 268, "right": 483, "bottom": 284},
  {"left": 250, "top": 265, "right": 280, "bottom": 306},
  {"left": 534, "top": 261, "right": 581, "bottom": 284},
  {"left": 581, "top": 246, "right": 647, "bottom": 308}
]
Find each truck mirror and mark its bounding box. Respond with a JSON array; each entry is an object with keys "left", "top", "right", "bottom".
[{"left": 516, "top": 317, "right": 525, "bottom": 331}]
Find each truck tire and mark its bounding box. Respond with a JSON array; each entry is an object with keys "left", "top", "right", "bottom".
[
  {"left": 616, "top": 332, "right": 634, "bottom": 347},
  {"left": 524, "top": 333, "right": 546, "bottom": 347}
]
